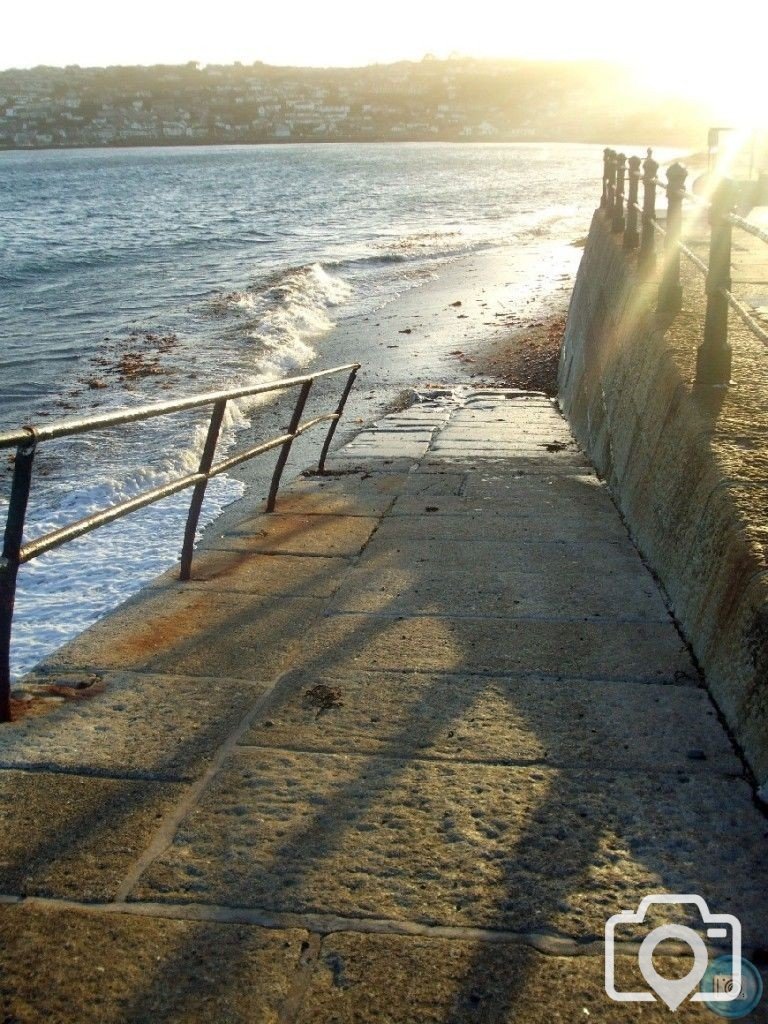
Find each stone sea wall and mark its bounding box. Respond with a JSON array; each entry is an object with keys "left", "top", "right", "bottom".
[{"left": 559, "top": 209, "right": 768, "bottom": 791}]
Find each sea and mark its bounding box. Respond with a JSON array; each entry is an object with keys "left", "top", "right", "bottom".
[{"left": 0, "top": 141, "right": 665, "bottom": 678}]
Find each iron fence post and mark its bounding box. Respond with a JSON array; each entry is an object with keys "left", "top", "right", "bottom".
[
  {"left": 658, "top": 162, "right": 687, "bottom": 314},
  {"left": 612, "top": 153, "right": 626, "bottom": 233},
  {"left": 0, "top": 433, "right": 37, "bottom": 722},
  {"left": 696, "top": 178, "right": 735, "bottom": 387},
  {"left": 605, "top": 150, "right": 617, "bottom": 215},
  {"left": 624, "top": 155, "right": 642, "bottom": 249},
  {"left": 640, "top": 150, "right": 659, "bottom": 272},
  {"left": 600, "top": 148, "right": 612, "bottom": 209},
  {"left": 266, "top": 380, "right": 313, "bottom": 512},
  {"left": 318, "top": 367, "right": 359, "bottom": 473},
  {"left": 179, "top": 398, "right": 228, "bottom": 581}
]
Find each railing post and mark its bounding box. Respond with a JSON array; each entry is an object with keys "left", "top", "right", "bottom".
[
  {"left": 318, "top": 366, "right": 359, "bottom": 474},
  {"left": 624, "top": 155, "right": 642, "bottom": 249},
  {"left": 640, "top": 149, "right": 659, "bottom": 272},
  {"left": 612, "top": 153, "right": 626, "bottom": 233},
  {"left": 600, "top": 148, "right": 612, "bottom": 209},
  {"left": 696, "top": 178, "right": 735, "bottom": 387},
  {"left": 657, "top": 161, "right": 687, "bottom": 314},
  {"left": 605, "top": 150, "right": 617, "bottom": 215},
  {"left": 266, "top": 379, "right": 313, "bottom": 512},
  {"left": 179, "top": 398, "right": 228, "bottom": 581},
  {"left": 0, "top": 432, "right": 37, "bottom": 723}
]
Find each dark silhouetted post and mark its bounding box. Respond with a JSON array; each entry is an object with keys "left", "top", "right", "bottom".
[
  {"left": 612, "top": 153, "right": 626, "bottom": 233},
  {"left": 605, "top": 150, "right": 617, "bottom": 215},
  {"left": 624, "top": 155, "right": 642, "bottom": 249},
  {"left": 179, "top": 398, "right": 228, "bottom": 581},
  {"left": 601, "top": 148, "right": 612, "bottom": 209},
  {"left": 0, "top": 432, "right": 36, "bottom": 723},
  {"left": 696, "top": 178, "right": 734, "bottom": 387},
  {"left": 640, "top": 149, "right": 659, "bottom": 272},
  {"left": 657, "top": 162, "right": 687, "bottom": 314}
]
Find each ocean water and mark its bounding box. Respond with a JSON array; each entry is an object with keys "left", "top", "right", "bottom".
[{"left": 0, "top": 141, "right": 618, "bottom": 677}]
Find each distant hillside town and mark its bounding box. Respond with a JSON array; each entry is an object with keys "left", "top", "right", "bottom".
[{"left": 0, "top": 57, "right": 707, "bottom": 150}]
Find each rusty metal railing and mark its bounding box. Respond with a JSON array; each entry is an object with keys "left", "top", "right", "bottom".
[
  {"left": 601, "top": 146, "right": 768, "bottom": 385},
  {"left": 0, "top": 362, "right": 360, "bottom": 721}
]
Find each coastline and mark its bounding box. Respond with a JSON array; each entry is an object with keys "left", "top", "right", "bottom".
[
  {"left": 193, "top": 238, "right": 581, "bottom": 544},
  {"left": 6, "top": 236, "right": 583, "bottom": 680}
]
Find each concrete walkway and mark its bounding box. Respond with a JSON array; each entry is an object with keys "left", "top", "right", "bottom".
[{"left": 1, "top": 389, "right": 766, "bottom": 1023}]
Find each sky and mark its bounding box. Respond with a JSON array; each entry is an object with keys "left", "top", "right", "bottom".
[{"left": 3, "top": 0, "right": 766, "bottom": 121}]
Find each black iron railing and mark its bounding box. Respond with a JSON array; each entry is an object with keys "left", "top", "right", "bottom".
[
  {"left": 601, "top": 147, "right": 768, "bottom": 386},
  {"left": 0, "top": 362, "right": 360, "bottom": 720}
]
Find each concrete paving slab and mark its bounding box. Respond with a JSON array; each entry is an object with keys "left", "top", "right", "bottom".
[
  {"left": 435, "top": 436, "right": 578, "bottom": 450},
  {"left": 425, "top": 449, "right": 592, "bottom": 468},
  {"left": 450, "top": 414, "right": 566, "bottom": 427},
  {"left": 369, "top": 511, "right": 631, "bottom": 546},
  {"left": 241, "top": 670, "right": 736, "bottom": 773},
  {"left": 298, "top": 932, "right": 747, "bottom": 1023},
  {"left": 438, "top": 418, "right": 569, "bottom": 431},
  {"left": 389, "top": 492, "right": 619, "bottom": 521},
  {"left": 0, "top": 769, "right": 182, "bottom": 899},
  {"left": 150, "top": 550, "right": 351, "bottom": 598},
  {"left": 443, "top": 416, "right": 569, "bottom": 429},
  {"left": 400, "top": 472, "right": 468, "bottom": 496},
  {"left": 436, "top": 424, "right": 574, "bottom": 439},
  {"left": 429, "top": 443, "right": 589, "bottom": 462},
  {"left": 289, "top": 472, "right": 411, "bottom": 495},
  {"left": 133, "top": 749, "right": 768, "bottom": 944},
  {"left": 358, "top": 535, "right": 649, "bottom": 578},
  {"left": 326, "top": 562, "right": 668, "bottom": 619},
  {"left": 37, "top": 588, "right": 329, "bottom": 681},
  {"left": 342, "top": 439, "right": 432, "bottom": 458},
  {"left": 0, "top": 671, "right": 262, "bottom": 780},
  {"left": 422, "top": 456, "right": 598, "bottom": 474},
  {"left": 212, "top": 513, "right": 379, "bottom": 557},
  {"left": 296, "top": 614, "right": 696, "bottom": 683},
  {"left": 461, "top": 472, "right": 619, "bottom": 514},
  {"left": 322, "top": 456, "right": 421, "bottom": 475},
  {"left": 0, "top": 902, "right": 307, "bottom": 1024},
  {"left": 269, "top": 489, "right": 394, "bottom": 517}
]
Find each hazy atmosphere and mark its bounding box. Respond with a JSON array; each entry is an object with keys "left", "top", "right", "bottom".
[
  {"left": 2, "top": 1, "right": 767, "bottom": 1019},
  {"left": 3, "top": 0, "right": 765, "bottom": 124}
]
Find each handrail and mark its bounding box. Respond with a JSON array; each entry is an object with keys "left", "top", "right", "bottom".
[
  {"left": 0, "top": 362, "right": 360, "bottom": 721},
  {"left": 723, "top": 290, "right": 768, "bottom": 348},
  {"left": 727, "top": 211, "right": 768, "bottom": 246},
  {"left": 0, "top": 364, "right": 357, "bottom": 449},
  {"left": 601, "top": 147, "right": 768, "bottom": 384}
]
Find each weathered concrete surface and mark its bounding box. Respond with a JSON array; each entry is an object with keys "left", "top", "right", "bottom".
[
  {"left": 0, "top": 770, "right": 182, "bottom": 899},
  {"left": 4, "top": 389, "right": 767, "bottom": 1020},
  {"left": 0, "top": 902, "right": 307, "bottom": 1024},
  {"left": 241, "top": 670, "right": 735, "bottom": 770},
  {"left": 211, "top": 512, "right": 380, "bottom": 556},
  {"left": 36, "top": 589, "right": 329, "bottom": 679},
  {"left": 297, "top": 933, "right": 766, "bottom": 1023},
  {"left": 150, "top": 549, "right": 352, "bottom": 598},
  {"left": 559, "top": 209, "right": 768, "bottom": 788},
  {"left": 0, "top": 671, "right": 264, "bottom": 779},
  {"left": 327, "top": 562, "right": 668, "bottom": 619},
  {"left": 135, "top": 747, "right": 766, "bottom": 942},
  {"left": 295, "top": 613, "right": 695, "bottom": 682}
]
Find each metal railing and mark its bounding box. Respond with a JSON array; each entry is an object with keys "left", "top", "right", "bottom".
[
  {"left": 0, "top": 362, "right": 360, "bottom": 721},
  {"left": 600, "top": 147, "right": 768, "bottom": 386}
]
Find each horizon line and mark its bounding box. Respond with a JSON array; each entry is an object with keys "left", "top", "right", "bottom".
[{"left": 0, "top": 54, "right": 628, "bottom": 75}]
